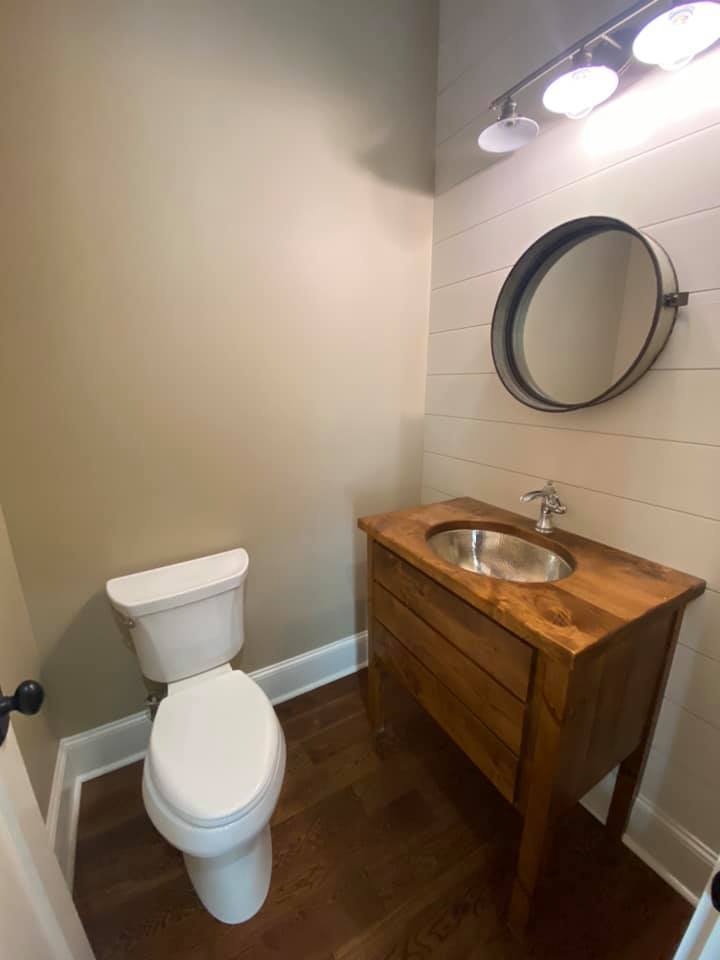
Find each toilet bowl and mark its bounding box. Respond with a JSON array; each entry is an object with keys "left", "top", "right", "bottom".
[{"left": 106, "top": 549, "right": 285, "bottom": 924}]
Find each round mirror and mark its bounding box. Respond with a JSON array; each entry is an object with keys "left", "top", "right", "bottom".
[{"left": 491, "top": 217, "right": 682, "bottom": 412}]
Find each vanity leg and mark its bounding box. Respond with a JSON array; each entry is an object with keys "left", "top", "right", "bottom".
[
  {"left": 367, "top": 655, "right": 385, "bottom": 735},
  {"left": 509, "top": 654, "right": 604, "bottom": 937},
  {"left": 605, "top": 746, "right": 645, "bottom": 842},
  {"left": 365, "top": 538, "right": 385, "bottom": 735},
  {"left": 606, "top": 609, "right": 685, "bottom": 841},
  {"left": 510, "top": 816, "right": 554, "bottom": 936},
  {"left": 509, "top": 658, "right": 567, "bottom": 937}
]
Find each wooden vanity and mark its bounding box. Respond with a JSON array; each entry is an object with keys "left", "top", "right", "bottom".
[{"left": 358, "top": 497, "right": 705, "bottom": 934}]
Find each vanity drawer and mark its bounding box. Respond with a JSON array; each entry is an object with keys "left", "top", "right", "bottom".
[
  {"left": 373, "top": 582, "right": 525, "bottom": 754},
  {"left": 373, "top": 543, "right": 533, "bottom": 701},
  {"left": 373, "top": 622, "right": 518, "bottom": 803}
]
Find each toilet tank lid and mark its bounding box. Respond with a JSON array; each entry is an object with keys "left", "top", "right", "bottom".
[{"left": 106, "top": 548, "right": 249, "bottom": 617}]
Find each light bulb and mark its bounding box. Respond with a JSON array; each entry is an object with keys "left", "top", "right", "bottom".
[
  {"left": 542, "top": 64, "right": 619, "bottom": 120},
  {"left": 478, "top": 99, "right": 539, "bottom": 153},
  {"left": 633, "top": 2, "right": 720, "bottom": 71}
]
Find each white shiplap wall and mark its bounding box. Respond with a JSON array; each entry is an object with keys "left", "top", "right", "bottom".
[{"left": 426, "top": 1, "right": 720, "bottom": 901}]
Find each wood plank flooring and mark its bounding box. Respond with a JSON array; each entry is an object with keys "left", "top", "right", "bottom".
[{"left": 73, "top": 670, "right": 692, "bottom": 960}]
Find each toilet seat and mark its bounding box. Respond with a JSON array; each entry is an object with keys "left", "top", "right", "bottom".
[
  {"left": 143, "top": 730, "right": 286, "bottom": 861},
  {"left": 146, "top": 671, "right": 282, "bottom": 828}
]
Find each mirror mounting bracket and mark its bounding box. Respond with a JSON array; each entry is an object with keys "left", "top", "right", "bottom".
[{"left": 663, "top": 291, "right": 689, "bottom": 308}]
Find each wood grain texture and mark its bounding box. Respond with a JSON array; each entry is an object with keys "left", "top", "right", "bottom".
[
  {"left": 73, "top": 671, "right": 692, "bottom": 960},
  {"left": 361, "top": 525, "right": 698, "bottom": 933},
  {"left": 359, "top": 498, "right": 704, "bottom": 664},
  {"left": 509, "top": 656, "right": 575, "bottom": 935},
  {"left": 373, "top": 582, "right": 525, "bottom": 752},
  {"left": 580, "top": 613, "right": 673, "bottom": 802},
  {"left": 373, "top": 541, "right": 532, "bottom": 699},
  {"left": 508, "top": 610, "right": 683, "bottom": 933},
  {"left": 373, "top": 623, "right": 518, "bottom": 801},
  {"left": 366, "top": 538, "right": 385, "bottom": 736}
]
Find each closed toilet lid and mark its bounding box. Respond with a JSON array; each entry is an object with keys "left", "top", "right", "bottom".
[{"left": 146, "top": 671, "right": 281, "bottom": 828}]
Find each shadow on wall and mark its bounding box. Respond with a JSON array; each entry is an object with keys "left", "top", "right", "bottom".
[
  {"left": 77, "top": 0, "right": 437, "bottom": 198},
  {"left": 41, "top": 592, "right": 147, "bottom": 737},
  {"left": 237, "top": 0, "right": 437, "bottom": 195},
  {"left": 357, "top": 127, "right": 434, "bottom": 197}
]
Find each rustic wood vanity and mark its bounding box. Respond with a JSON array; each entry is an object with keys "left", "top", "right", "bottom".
[{"left": 358, "top": 497, "right": 705, "bottom": 934}]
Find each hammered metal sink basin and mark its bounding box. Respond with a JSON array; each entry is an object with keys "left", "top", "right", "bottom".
[{"left": 427, "top": 526, "right": 574, "bottom": 583}]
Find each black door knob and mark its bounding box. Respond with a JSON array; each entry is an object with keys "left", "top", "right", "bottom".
[
  {"left": 0, "top": 680, "right": 45, "bottom": 746},
  {"left": 712, "top": 872, "right": 720, "bottom": 913}
]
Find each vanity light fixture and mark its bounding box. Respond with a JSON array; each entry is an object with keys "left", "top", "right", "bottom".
[
  {"left": 478, "top": 0, "right": 720, "bottom": 153},
  {"left": 477, "top": 98, "right": 539, "bottom": 152},
  {"left": 633, "top": 2, "right": 720, "bottom": 70},
  {"left": 542, "top": 51, "right": 619, "bottom": 119}
]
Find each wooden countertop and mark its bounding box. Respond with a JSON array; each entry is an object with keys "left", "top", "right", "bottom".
[{"left": 359, "top": 498, "right": 705, "bottom": 664}]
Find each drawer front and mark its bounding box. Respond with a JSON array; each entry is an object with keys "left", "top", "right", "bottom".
[
  {"left": 373, "top": 543, "right": 533, "bottom": 701},
  {"left": 373, "top": 623, "right": 518, "bottom": 802},
  {"left": 374, "top": 582, "right": 525, "bottom": 754}
]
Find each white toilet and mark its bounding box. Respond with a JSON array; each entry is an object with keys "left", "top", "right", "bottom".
[{"left": 105, "top": 548, "right": 286, "bottom": 924}]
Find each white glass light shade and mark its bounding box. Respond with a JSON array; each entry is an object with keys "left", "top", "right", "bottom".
[
  {"left": 542, "top": 64, "right": 619, "bottom": 119},
  {"left": 633, "top": 2, "right": 720, "bottom": 71},
  {"left": 478, "top": 115, "right": 539, "bottom": 153}
]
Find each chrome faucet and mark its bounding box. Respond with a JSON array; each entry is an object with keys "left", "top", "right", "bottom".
[{"left": 520, "top": 481, "right": 567, "bottom": 534}]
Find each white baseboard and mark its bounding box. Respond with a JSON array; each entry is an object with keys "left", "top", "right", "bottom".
[
  {"left": 46, "top": 710, "right": 153, "bottom": 888},
  {"left": 46, "top": 630, "right": 368, "bottom": 888},
  {"left": 581, "top": 772, "right": 716, "bottom": 906},
  {"left": 250, "top": 631, "right": 368, "bottom": 705}
]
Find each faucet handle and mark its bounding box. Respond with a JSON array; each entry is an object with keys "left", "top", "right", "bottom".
[
  {"left": 521, "top": 481, "right": 567, "bottom": 533},
  {"left": 543, "top": 482, "right": 567, "bottom": 515},
  {"left": 543, "top": 481, "right": 564, "bottom": 508}
]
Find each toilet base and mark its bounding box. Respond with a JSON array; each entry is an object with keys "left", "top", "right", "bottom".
[{"left": 184, "top": 824, "right": 272, "bottom": 924}]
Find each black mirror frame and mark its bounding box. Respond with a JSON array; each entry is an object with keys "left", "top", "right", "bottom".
[{"left": 490, "top": 216, "right": 682, "bottom": 413}]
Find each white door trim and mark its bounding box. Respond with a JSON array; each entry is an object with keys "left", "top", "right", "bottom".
[
  {"left": 2, "top": 726, "right": 95, "bottom": 960},
  {"left": 673, "top": 857, "right": 720, "bottom": 959}
]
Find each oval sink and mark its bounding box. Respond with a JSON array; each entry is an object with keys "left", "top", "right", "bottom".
[{"left": 427, "top": 526, "right": 574, "bottom": 583}]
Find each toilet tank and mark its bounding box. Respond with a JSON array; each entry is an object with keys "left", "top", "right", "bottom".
[{"left": 106, "top": 549, "right": 249, "bottom": 683}]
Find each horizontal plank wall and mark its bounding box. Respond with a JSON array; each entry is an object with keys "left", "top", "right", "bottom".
[{"left": 426, "top": 1, "right": 720, "bottom": 897}]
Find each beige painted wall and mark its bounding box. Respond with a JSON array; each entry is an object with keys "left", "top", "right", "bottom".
[
  {"left": 0, "top": 0, "right": 437, "bottom": 737},
  {"left": 0, "top": 507, "right": 58, "bottom": 815},
  {"left": 427, "top": 0, "right": 720, "bottom": 895}
]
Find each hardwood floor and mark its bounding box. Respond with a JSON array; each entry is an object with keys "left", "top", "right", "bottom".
[{"left": 73, "top": 670, "right": 691, "bottom": 960}]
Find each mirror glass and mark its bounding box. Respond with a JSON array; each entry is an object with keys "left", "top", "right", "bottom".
[{"left": 514, "top": 230, "right": 658, "bottom": 405}]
